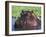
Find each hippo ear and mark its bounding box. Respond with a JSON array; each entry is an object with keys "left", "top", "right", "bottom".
[
  {"left": 22, "top": 10, "right": 24, "bottom": 13},
  {"left": 21, "top": 10, "right": 24, "bottom": 15},
  {"left": 31, "top": 10, "right": 33, "bottom": 13}
]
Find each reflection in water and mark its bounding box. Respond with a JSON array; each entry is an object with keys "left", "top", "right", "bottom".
[{"left": 12, "top": 16, "right": 16, "bottom": 31}]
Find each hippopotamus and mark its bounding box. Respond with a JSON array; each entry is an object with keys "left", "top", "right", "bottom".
[{"left": 14, "top": 10, "right": 41, "bottom": 30}]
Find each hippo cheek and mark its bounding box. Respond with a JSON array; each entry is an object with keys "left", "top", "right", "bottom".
[
  {"left": 26, "top": 20, "right": 37, "bottom": 27},
  {"left": 30, "top": 21, "right": 37, "bottom": 26}
]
